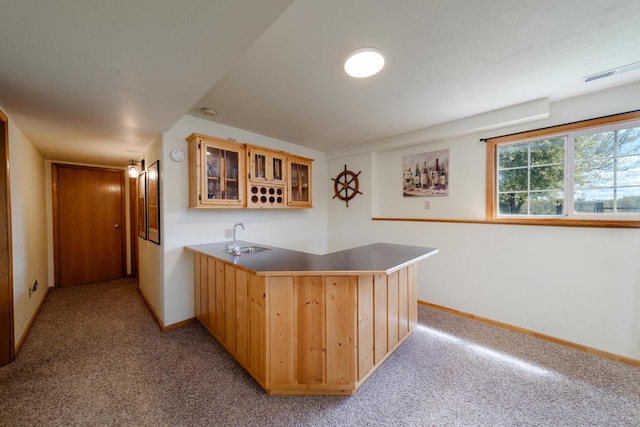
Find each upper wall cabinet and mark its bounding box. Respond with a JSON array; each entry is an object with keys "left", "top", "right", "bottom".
[
  {"left": 185, "top": 133, "right": 313, "bottom": 209},
  {"left": 288, "top": 154, "right": 313, "bottom": 208},
  {"left": 246, "top": 144, "right": 286, "bottom": 208},
  {"left": 186, "top": 133, "right": 246, "bottom": 208}
]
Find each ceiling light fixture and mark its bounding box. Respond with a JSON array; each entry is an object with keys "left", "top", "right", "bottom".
[
  {"left": 127, "top": 159, "right": 141, "bottom": 178},
  {"left": 201, "top": 107, "right": 217, "bottom": 116},
  {"left": 343, "top": 47, "right": 385, "bottom": 78}
]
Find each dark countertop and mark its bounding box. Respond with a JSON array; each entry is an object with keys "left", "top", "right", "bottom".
[{"left": 186, "top": 241, "right": 439, "bottom": 275}]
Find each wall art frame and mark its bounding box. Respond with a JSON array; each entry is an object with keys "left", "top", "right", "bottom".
[
  {"left": 147, "top": 160, "right": 160, "bottom": 245},
  {"left": 137, "top": 170, "right": 147, "bottom": 239},
  {"left": 403, "top": 148, "right": 449, "bottom": 197}
]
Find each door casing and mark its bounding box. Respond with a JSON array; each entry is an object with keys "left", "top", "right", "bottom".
[{"left": 0, "top": 109, "right": 14, "bottom": 366}]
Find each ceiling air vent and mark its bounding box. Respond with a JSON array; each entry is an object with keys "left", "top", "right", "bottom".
[{"left": 583, "top": 61, "right": 640, "bottom": 83}]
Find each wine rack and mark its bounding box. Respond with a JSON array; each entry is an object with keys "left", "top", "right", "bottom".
[{"left": 247, "top": 183, "right": 285, "bottom": 208}]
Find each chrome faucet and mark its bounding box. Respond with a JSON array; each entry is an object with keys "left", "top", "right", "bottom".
[{"left": 232, "top": 222, "right": 245, "bottom": 254}]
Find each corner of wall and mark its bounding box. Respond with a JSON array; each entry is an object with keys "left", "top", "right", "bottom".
[{"left": 6, "top": 115, "right": 49, "bottom": 349}]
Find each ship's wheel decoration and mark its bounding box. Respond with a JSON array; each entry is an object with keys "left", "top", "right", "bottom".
[{"left": 332, "top": 165, "right": 362, "bottom": 207}]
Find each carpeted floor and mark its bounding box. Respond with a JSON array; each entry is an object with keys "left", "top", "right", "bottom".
[{"left": 1, "top": 277, "right": 639, "bottom": 426}]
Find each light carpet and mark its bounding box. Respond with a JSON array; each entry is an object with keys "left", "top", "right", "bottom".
[{"left": 1, "top": 278, "right": 638, "bottom": 426}]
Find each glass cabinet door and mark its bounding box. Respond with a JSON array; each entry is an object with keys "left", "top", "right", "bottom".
[
  {"left": 205, "top": 145, "right": 222, "bottom": 200},
  {"left": 252, "top": 151, "right": 267, "bottom": 180},
  {"left": 198, "top": 139, "right": 244, "bottom": 206},
  {"left": 224, "top": 149, "right": 240, "bottom": 200},
  {"left": 206, "top": 145, "right": 240, "bottom": 201},
  {"left": 248, "top": 146, "right": 285, "bottom": 184},
  {"left": 288, "top": 157, "right": 312, "bottom": 207},
  {"left": 272, "top": 157, "right": 284, "bottom": 183}
]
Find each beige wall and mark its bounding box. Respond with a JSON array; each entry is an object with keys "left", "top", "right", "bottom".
[
  {"left": 327, "top": 81, "right": 640, "bottom": 361},
  {"left": 6, "top": 113, "right": 48, "bottom": 347},
  {"left": 6, "top": 79, "right": 639, "bottom": 363},
  {"left": 138, "top": 115, "right": 329, "bottom": 327},
  {"left": 137, "top": 134, "right": 164, "bottom": 324}
]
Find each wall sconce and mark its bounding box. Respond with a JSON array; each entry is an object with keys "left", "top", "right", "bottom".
[{"left": 127, "top": 159, "right": 143, "bottom": 178}]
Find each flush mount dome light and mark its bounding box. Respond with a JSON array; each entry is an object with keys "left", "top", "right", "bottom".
[
  {"left": 201, "top": 107, "right": 217, "bottom": 116},
  {"left": 343, "top": 47, "right": 385, "bottom": 78}
]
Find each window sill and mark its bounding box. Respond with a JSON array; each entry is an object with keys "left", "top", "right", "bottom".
[
  {"left": 372, "top": 217, "right": 640, "bottom": 228},
  {"left": 488, "top": 217, "right": 640, "bottom": 228}
]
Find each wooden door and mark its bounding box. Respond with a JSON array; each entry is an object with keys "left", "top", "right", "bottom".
[
  {"left": 53, "top": 164, "right": 126, "bottom": 287},
  {"left": 0, "top": 109, "right": 14, "bottom": 366}
]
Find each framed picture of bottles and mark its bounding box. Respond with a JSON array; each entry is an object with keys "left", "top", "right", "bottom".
[{"left": 403, "top": 149, "right": 449, "bottom": 197}]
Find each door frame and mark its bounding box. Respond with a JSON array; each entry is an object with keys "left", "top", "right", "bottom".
[
  {"left": 51, "top": 163, "right": 127, "bottom": 287},
  {"left": 0, "top": 108, "right": 15, "bottom": 366}
]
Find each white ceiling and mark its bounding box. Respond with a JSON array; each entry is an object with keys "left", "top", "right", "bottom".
[{"left": 1, "top": 0, "right": 640, "bottom": 167}]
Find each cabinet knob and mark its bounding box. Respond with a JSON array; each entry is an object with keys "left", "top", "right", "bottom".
[{"left": 114, "top": 224, "right": 120, "bottom": 229}]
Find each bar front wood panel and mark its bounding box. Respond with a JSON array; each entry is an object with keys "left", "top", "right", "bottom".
[
  {"left": 387, "top": 271, "right": 399, "bottom": 352},
  {"left": 194, "top": 253, "right": 202, "bottom": 323},
  {"left": 247, "top": 273, "right": 265, "bottom": 383},
  {"left": 224, "top": 263, "right": 236, "bottom": 354},
  {"left": 297, "top": 276, "right": 325, "bottom": 384},
  {"left": 325, "top": 276, "right": 355, "bottom": 386},
  {"left": 398, "top": 267, "right": 409, "bottom": 342},
  {"left": 235, "top": 268, "right": 248, "bottom": 368},
  {"left": 267, "top": 276, "right": 295, "bottom": 386},
  {"left": 357, "top": 275, "right": 374, "bottom": 381},
  {"left": 215, "top": 260, "right": 225, "bottom": 340},
  {"left": 201, "top": 255, "right": 210, "bottom": 328},
  {"left": 373, "top": 273, "right": 388, "bottom": 365},
  {"left": 207, "top": 257, "right": 216, "bottom": 334},
  {"left": 192, "top": 254, "right": 419, "bottom": 395},
  {"left": 408, "top": 263, "right": 418, "bottom": 330}
]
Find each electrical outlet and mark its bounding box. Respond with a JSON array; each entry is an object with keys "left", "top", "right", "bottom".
[
  {"left": 424, "top": 201, "right": 430, "bottom": 210},
  {"left": 224, "top": 228, "right": 233, "bottom": 238}
]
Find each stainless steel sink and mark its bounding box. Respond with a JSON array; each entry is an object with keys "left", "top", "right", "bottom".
[{"left": 224, "top": 246, "right": 271, "bottom": 255}]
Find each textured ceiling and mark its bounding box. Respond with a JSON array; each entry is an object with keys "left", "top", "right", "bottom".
[{"left": 1, "top": 0, "right": 639, "bottom": 167}]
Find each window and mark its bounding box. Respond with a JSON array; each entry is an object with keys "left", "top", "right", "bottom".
[
  {"left": 573, "top": 126, "right": 640, "bottom": 215},
  {"left": 486, "top": 111, "right": 640, "bottom": 227},
  {"left": 497, "top": 137, "right": 565, "bottom": 216}
]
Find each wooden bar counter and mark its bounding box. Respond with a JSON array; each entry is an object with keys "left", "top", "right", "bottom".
[{"left": 186, "top": 241, "right": 438, "bottom": 395}]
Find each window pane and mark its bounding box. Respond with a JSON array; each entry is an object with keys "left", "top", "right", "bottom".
[
  {"left": 574, "top": 159, "right": 614, "bottom": 188},
  {"left": 530, "top": 191, "right": 564, "bottom": 215},
  {"left": 530, "top": 138, "right": 564, "bottom": 165},
  {"left": 574, "top": 188, "right": 614, "bottom": 213},
  {"left": 498, "top": 144, "right": 528, "bottom": 168},
  {"left": 530, "top": 164, "right": 563, "bottom": 190},
  {"left": 575, "top": 131, "right": 614, "bottom": 161},
  {"left": 498, "top": 168, "right": 527, "bottom": 192},
  {"left": 617, "top": 127, "right": 640, "bottom": 156},
  {"left": 616, "top": 186, "right": 640, "bottom": 214},
  {"left": 616, "top": 155, "right": 640, "bottom": 186},
  {"left": 498, "top": 193, "right": 527, "bottom": 215}
]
